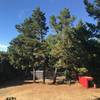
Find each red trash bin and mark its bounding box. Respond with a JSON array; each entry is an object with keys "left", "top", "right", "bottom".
[{"left": 79, "top": 76, "right": 94, "bottom": 88}]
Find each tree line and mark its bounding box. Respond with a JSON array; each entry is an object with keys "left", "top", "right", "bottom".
[{"left": 0, "top": 0, "right": 100, "bottom": 84}]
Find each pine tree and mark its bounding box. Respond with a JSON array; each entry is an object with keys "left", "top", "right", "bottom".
[
  {"left": 84, "top": 0, "right": 100, "bottom": 34},
  {"left": 8, "top": 8, "right": 48, "bottom": 83},
  {"left": 50, "top": 8, "right": 76, "bottom": 83}
]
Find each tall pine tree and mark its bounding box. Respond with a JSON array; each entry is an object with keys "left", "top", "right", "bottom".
[{"left": 8, "top": 8, "right": 48, "bottom": 83}]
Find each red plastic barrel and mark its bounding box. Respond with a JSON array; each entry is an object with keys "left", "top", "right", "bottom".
[{"left": 79, "top": 76, "right": 94, "bottom": 88}]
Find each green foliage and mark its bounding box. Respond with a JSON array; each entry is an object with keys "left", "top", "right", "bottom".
[
  {"left": 83, "top": 0, "right": 100, "bottom": 79},
  {"left": 16, "top": 7, "right": 48, "bottom": 41},
  {"left": 75, "top": 67, "right": 88, "bottom": 75},
  {"left": 84, "top": 0, "right": 100, "bottom": 20},
  {"left": 50, "top": 8, "right": 75, "bottom": 33},
  {"left": 50, "top": 8, "right": 73, "bottom": 69},
  {"left": 7, "top": 4, "right": 100, "bottom": 82},
  {"left": 49, "top": 9, "right": 90, "bottom": 80},
  {"left": 0, "top": 51, "right": 8, "bottom": 61},
  {"left": 84, "top": 0, "right": 100, "bottom": 33},
  {"left": 8, "top": 8, "right": 48, "bottom": 71}
]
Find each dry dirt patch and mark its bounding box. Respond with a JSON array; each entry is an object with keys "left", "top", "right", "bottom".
[{"left": 0, "top": 80, "right": 100, "bottom": 100}]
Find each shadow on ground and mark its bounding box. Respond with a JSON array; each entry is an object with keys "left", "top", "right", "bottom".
[
  {"left": 0, "top": 79, "right": 33, "bottom": 89},
  {"left": 96, "top": 83, "right": 100, "bottom": 88}
]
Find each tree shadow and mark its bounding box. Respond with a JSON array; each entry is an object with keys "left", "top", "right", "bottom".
[
  {"left": 96, "top": 83, "right": 100, "bottom": 88},
  {"left": 93, "top": 96, "right": 100, "bottom": 100},
  {"left": 48, "top": 79, "right": 76, "bottom": 86},
  {"left": 95, "top": 98, "right": 100, "bottom": 100},
  {"left": 0, "top": 79, "right": 33, "bottom": 89},
  {"left": 94, "top": 79, "right": 100, "bottom": 88}
]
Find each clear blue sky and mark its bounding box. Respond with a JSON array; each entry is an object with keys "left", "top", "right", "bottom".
[{"left": 0, "top": 0, "right": 94, "bottom": 51}]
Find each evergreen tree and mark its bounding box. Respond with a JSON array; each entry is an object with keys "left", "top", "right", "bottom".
[
  {"left": 84, "top": 0, "right": 100, "bottom": 81},
  {"left": 84, "top": 0, "right": 100, "bottom": 34},
  {"left": 50, "top": 8, "right": 76, "bottom": 83},
  {"left": 8, "top": 8, "right": 48, "bottom": 83}
]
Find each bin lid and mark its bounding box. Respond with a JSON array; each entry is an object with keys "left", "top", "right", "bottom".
[{"left": 82, "top": 76, "right": 93, "bottom": 80}]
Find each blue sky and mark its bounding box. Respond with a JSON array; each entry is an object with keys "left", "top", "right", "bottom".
[{"left": 0, "top": 0, "right": 94, "bottom": 51}]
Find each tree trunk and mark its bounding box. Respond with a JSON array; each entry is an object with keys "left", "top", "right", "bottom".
[
  {"left": 43, "top": 66, "right": 46, "bottom": 84},
  {"left": 33, "top": 67, "right": 36, "bottom": 83},
  {"left": 24, "top": 69, "right": 28, "bottom": 79},
  {"left": 75, "top": 70, "right": 79, "bottom": 81},
  {"left": 52, "top": 68, "right": 58, "bottom": 84},
  {"left": 65, "top": 68, "right": 68, "bottom": 80}
]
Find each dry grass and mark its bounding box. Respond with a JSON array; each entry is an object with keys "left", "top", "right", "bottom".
[{"left": 0, "top": 80, "right": 100, "bottom": 100}]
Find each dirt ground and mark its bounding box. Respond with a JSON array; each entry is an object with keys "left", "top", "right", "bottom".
[{"left": 0, "top": 80, "right": 100, "bottom": 100}]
